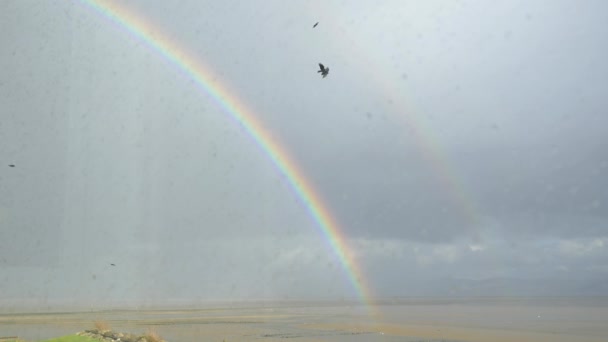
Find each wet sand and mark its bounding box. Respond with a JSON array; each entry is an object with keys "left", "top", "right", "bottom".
[{"left": 1, "top": 297, "right": 607, "bottom": 341}]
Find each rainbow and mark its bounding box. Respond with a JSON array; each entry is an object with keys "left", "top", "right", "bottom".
[
  {"left": 310, "top": 5, "right": 481, "bottom": 237},
  {"left": 77, "top": 1, "right": 375, "bottom": 308}
]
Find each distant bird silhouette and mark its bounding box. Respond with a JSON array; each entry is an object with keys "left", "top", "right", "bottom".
[
  {"left": 313, "top": 22, "right": 319, "bottom": 28},
  {"left": 110, "top": 263, "right": 116, "bottom": 266},
  {"left": 318, "top": 63, "right": 329, "bottom": 78},
  {"left": 8, "top": 164, "right": 15, "bottom": 167}
]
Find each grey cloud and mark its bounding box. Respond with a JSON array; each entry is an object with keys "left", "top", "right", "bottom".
[{"left": 1, "top": 0, "right": 608, "bottom": 306}]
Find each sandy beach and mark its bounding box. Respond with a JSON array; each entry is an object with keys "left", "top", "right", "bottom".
[{"left": 1, "top": 298, "right": 607, "bottom": 341}]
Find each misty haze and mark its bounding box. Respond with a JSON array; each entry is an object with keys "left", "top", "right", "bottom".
[{"left": 1, "top": 1, "right": 607, "bottom": 341}]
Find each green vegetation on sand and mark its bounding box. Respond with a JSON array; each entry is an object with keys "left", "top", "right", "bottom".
[
  {"left": 42, "top": 336, "right": 101, "bottom": 342},
  {"left": 3, "top": 326, "right": 165, "bottom": 342}
]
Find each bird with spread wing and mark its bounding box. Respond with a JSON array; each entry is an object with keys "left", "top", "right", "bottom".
[{"left": 318, "top": 63, "right": 329, "bottom": 78}]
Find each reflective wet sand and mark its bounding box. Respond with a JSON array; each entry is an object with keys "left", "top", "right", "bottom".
[{"left": 1, "top": 298, "right": 607, "bottom": 341}]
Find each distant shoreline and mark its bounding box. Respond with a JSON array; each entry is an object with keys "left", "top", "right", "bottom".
[{"left": 2, "top": 295, "right": 608, "bottom": 315}]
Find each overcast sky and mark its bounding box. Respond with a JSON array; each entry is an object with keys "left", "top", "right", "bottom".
[{"left": 1, "top": 0, "right": 608, "bottom": 309}]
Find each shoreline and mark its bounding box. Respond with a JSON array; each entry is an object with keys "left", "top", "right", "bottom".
[
  {"left": 1, "top": 298, "right": 607, "bottom": 342},
  {"left": 3, "top": 295, "right": 608, "bottom": 315}
]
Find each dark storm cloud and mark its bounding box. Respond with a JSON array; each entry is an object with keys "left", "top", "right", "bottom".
[{"left": 307, "top": 135, "right": 607, "bottom": 242}]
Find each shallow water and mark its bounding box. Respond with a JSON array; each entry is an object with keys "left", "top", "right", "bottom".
[{"left": 1, "top": 297, "right": 607, "bottom": 342}]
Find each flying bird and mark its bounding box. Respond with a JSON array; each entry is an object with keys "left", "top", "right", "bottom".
[
  {"left": 318, "top": 63, "right": 329, "bottom": 78},
  {"left": 313, "top": 22, "right": 319, "bottom": 28},
  {"left": 8, "top": 164, "right": 15, "bottom": 167},
  {"left": 110, "top": 263, "right": 116, "bottom": 266}
]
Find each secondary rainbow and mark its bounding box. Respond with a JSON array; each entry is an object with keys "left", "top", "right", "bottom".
[
  {"left": 78, "top": 1, "right": 374, "bottom": 307},
  {"left": 311, "top": 5, "right": 481, "bottom": 237}
]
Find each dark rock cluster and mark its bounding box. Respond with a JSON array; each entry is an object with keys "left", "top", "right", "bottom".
[{"left": 78, "top": 329, "right": 166, "bottom": 342}]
